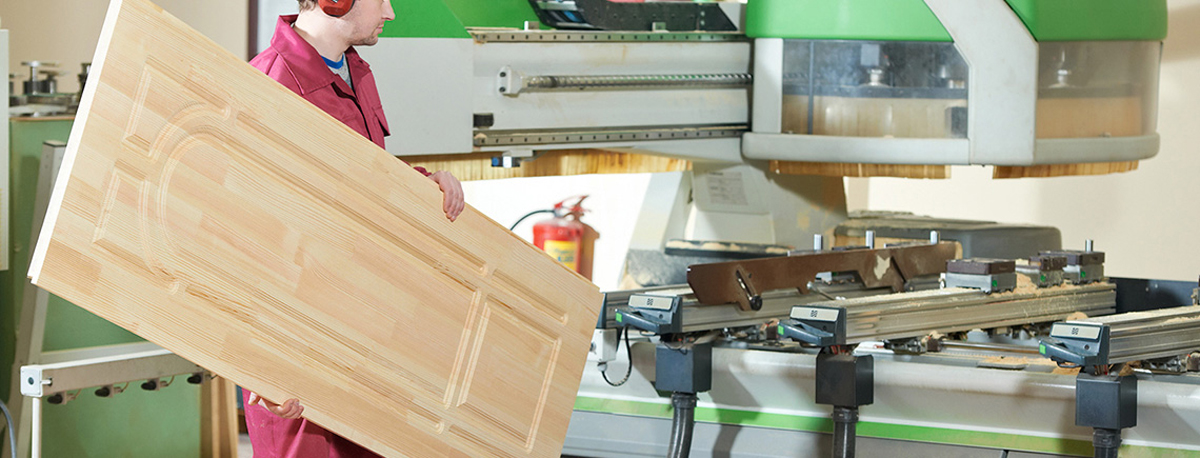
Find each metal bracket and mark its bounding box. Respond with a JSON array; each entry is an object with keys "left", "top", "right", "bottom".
[
  {"left": 687, "top": 242, "right": 957, "bottom": 310},
  {"left": 1041, "top": 250, "right": 1106, "bottom": 285},
  {"left": 496, "top": 66, "right": 525, "bottom": 97},
  {"left": 944, "top": 258, "right": 1018, "bottom": 293},
  {"left": 20, "top": 343, "right": 204, "bottom": 398},
  {"left": 1017, "top": 254, "right": 1067, "bottom": 288},
  {"left": 492, "top": 148, "right": 534, "bottom": 168},
  {"left": 587, "top": 329, "right": 618, "bottom": 363},
  {"left": 943, "top": 272, "right": 1017, "bottom": 294}
]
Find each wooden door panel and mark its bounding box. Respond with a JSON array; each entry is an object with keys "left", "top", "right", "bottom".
[{"left": 28, "top": 1, "right": 602, "bottom": 456}]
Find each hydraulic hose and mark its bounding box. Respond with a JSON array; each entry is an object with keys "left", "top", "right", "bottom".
[
  {"left": 1, "top": 400, "right": 16, "bottom": 458},
  {"left": 832, "top": 406, "right": 859, "bottom": 458},
  {"left": 1093, "top": 428, "right": 1121, "bottom": 458},
  {"left": 668, "top": 392, "right": 698, "bottom": 458}
]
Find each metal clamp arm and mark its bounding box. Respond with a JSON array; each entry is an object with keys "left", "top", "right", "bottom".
[
  {"left": 779, "top": 305, "right": 847, "bottom": 347},
  {"left": 778, "top": 321, "right": 838, "bottom": 347},
  {"left": 614, "top": 308, "right": 667, "bottom": 334},
  {"left": 1039, "top": 339, "right": 1091, "bottom": 366},
  {"left": 1038, "top": 322, "right": 1110, "bottom": 369}
]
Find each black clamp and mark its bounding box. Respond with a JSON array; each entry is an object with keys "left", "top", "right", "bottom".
[
  {"left": 778, "top": 305, "right": 847, "bottom": 347},
  {"left": 1039, "top": 321, "right": 1110, "bottom": 372},
  {"left": 614, "top": 294, "right": 683, "bottom": 335}
]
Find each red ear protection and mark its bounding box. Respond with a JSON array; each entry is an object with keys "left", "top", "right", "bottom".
[{"left": 318, "top": 0, "right": 355, "bottom": 17}]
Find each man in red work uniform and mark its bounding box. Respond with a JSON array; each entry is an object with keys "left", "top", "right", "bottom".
[{"left": 244, "top": 0, "right": 465, "bottom": 456}]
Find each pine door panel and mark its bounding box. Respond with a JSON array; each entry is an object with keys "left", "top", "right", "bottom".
[{"left": 28, "top": 1, "right": 602, "bottom": 456}]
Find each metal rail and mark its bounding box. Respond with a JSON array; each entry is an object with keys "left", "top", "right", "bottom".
[
  {"left": 602, "top": 283, "right": 891, "bottom": 334},
  {"left": 1083, "top": 306, "right": 1200, "bottom": 364},
  {"left": 606, "top": 280, "right": 1115, "bottom": 338},
  {"left": 20, "top": 342, "right": 203, "bottom": 398},
  {"left": 813, "top": 282, "right": 1116, "bottom": 343},
  {"left": 521, "top": 73, "right": 751, "bottom": 91},
  {"left": 474, "top": 124, "right": 747, "bottom": 147},
  {"left": 470, "top": 30, "right": 746, "bottom": 43}
]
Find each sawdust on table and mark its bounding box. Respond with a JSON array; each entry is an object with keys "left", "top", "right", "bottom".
[
  {"left": 1163, "top": 315, "right": 1200, "bottom": 325},
  {"left": 981, "top": 355, "right": 1060, "bottom": 368}
]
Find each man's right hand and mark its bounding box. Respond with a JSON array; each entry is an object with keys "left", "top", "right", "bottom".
[{"left": 247, "top": 391, "right": 304, "bottom": 419}]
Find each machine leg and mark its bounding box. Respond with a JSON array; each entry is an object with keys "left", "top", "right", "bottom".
[
  {"left": 832, "top": 406, "right": 858, "bottom": 458},
  {"left": 1075, "top": 373, "right": 1134, "bottom": 458},
  {"left": 815, "top": 353, "right": 872, "bottom": 458},
  {"left": 668, "top": 392, "right": 697, "bottom": 458},
  {"left": 1092, "top": 428, "right": 1121, "bottom": 458},
  {"left": 655, "top": 341, "right": 710, "bottom": 458},
  {"left": 29, "top": 397, "right": 40, "bottom": 458}
]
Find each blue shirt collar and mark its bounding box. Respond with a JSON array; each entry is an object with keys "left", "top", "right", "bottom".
[{"left": 322, "top": 54, "right": 346, "bottom": 69}]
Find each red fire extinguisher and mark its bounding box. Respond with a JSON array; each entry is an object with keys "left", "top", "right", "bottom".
[{"left": 517, "top": 196, "right": 599, "bottom": 280}]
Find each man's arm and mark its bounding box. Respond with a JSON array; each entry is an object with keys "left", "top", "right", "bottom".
[
  {"left": 429, "top": 171, "right": 464, "bottom": 221},
  {"left": 247, "top": 391, "right": 304, "bottom": 419}
]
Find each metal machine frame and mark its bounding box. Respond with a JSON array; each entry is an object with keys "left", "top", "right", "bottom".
[{"left": 744, "top": 0, "right": 1160, "bottom": 167}]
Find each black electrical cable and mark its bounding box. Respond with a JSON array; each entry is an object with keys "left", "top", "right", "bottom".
[
  {"left": 601, "top": 327, "right": 633, "bottom": 387},
  {"left": 667, "top": 392, "right": 697, "bottom": 458},
  {"left": 1093, "top": 428, "right": 1121, "bottom": 458},
  {"left": 509, "top": 209, "right": 555, "bottom": 231},
  {"left": 1, "top": 400, "right": 16, "bottom": 458},
  {"left": 832, "top": 406, "right": 858, "bottom": 458}
]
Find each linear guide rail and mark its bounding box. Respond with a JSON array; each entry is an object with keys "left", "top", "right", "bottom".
[
  {"left": 1042, "top": 305, "right": 1200, "bottom": 367},
  {"left": 804, "top": 281, "right": 1116, "bottom": 344},
  {"left": 601, "top": 282, "right": 887, "bottom": 334}
]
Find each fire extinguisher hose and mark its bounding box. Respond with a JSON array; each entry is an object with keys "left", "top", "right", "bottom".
[{"left": 509, "top": 209, "right": 556, "bottom": 231}]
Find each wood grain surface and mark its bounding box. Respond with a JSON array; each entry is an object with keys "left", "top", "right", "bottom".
[
  {"left": 770, "top": 160, "right": 950, "bottom": 179},
  {"left": 992, "top": 161, "right": 1139, "bottom": 179},
  {"left": 27, "top": 0, "right": 602, "bottom": 456},
  {"left": 406, "top": 149, "right": 690, "bottom": 181}
]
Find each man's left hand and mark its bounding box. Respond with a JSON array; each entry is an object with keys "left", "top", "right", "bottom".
[{"left": 430, "top": 171, "right": 465, "bottom": 221}]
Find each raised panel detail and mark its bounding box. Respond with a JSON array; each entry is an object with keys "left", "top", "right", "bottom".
[
  {"left": 457, "top": 298, "right": 560, "bottom": 450},
  {"left": 27, "top": 0, "right": 601, "bottom": 456}
]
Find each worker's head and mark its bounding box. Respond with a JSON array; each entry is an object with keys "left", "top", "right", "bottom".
[{"left": 297, "top": 0, "right": 395, "bottom": 47}]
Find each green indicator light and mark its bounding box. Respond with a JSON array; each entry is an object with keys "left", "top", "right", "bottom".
[
  {"left": 1040, "top": 274, "right": 1047, "bottom": 282},
  {"left": 1039, "top": 343, "right": 1046, "bottom": 355},
  {"left": 992, "top": 280, "right": 999, "bottom": 288},
  {"left": 778, "top": 325, "right": 785, "bottom": 335},
  {"left": 1081, "top": 271, "right": 1088, "bottom": 279},
  {"left": 616, "top": 313, "right": 623, "bottom": 323}
]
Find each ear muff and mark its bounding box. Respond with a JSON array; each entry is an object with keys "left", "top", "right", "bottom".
[{"left": 318, "top": 0, "right": 354, "bottom": 17}]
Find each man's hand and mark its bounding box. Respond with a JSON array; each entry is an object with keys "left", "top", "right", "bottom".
[
  {"left": 247, "top": 391, "right": 304, "bottom": 419},
  {"left": 430, "top": 171, "right": 465, "bottom": 222}
]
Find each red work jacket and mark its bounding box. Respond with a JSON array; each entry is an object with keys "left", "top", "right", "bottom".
[
  {"left": 243, "top": 15, "right": 418, "bottom": 458},
  {"left": 251, "top": 14, "right": 428, "bottom": 172}
]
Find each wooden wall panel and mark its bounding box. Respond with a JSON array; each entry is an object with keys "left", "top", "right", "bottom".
[
  {"left": 27, "top": 0, "right": 602, "bottom": 456},
  {"left": 993, "top": 161, "right": 1139, "bottom": 179},
  {"left": 405, "top": 149, "right": 690, "bottom": 182},
  {"left": 770, "top": 160, "right": 950, "bottom": 179}
]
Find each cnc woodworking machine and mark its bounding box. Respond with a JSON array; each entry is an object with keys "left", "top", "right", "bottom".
[{"left": 356, "top": 1, "right": 1200, "bottom": 456}]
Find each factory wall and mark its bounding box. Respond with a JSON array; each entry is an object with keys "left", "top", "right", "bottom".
[
  {"left": 848, "top": 1, "right": 1200, "bottom": 283},
  {"left": 462, "top": 174, "right": 652, "bottom": 291},
  {"left": 1, "top": 0, "right": 250, "bottom": 93}
]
